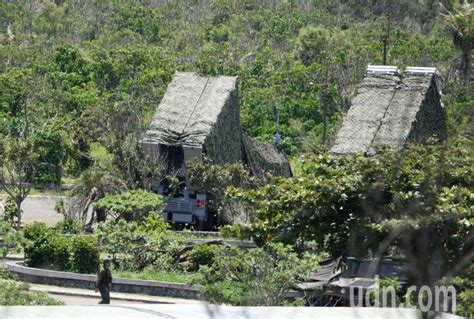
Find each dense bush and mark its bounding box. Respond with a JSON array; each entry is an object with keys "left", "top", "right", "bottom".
[
  {"left": 69, "top": 235, "right": 100, "bottom": 274},
  {"left": 23, "top": 223, "right": 55, "bottom": 267},
  {"left": 0, "top": 220, "right": 25, "bottom": 257},
  {"left": 197, "top": 243, "right": 322, "bottom": 306},
  {"left": 96, "top": 212, "right": 179, "bottom": 271},
  {"left": 186, "top": 244, "right": 219, "bottom": 271},
  {"left": 0, "top": 280, "right": 63, "bottom": 305},
  {"left": 94, "top": 190, "right": 164, "bottom": 221},
  {"left": 23, "top": 223, "right": 100, "bottom": 273},
  {"left": 55, "top": 217, "right": 82, "bottom": 234},
  {"left": 47, "top": 236, "right": 71, "bottom": 271},
  {"left": 229, "top": 137, "right": 473, "bottom": 288}
]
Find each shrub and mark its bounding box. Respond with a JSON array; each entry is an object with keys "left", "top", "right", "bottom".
[
  {"left": 96, "top": 213, "right": 178, "bottom": 271},
  {"left": 23, "top": 224, "right": 99, "bottom": 273},
  {"left": 136, "top": 211, "right": 170, "bottom": 236},
  {"left": 0, "top": 266, "right": 18, "bottom": 280},
  {"left": 187, "top": 244, "right": 219, "bottom": 271},
  {"left": 47, "top": 236, "right": 71, "bottom": 271},
  {"left": 220, "top": 224, "right": 253, "bottom": 241},
  {"left": 94, "top": 190, "right": 164, "bottom": 221},
  {"left": 1, "top": 196, "right": 19, "bottom": 224},
  {"left": 69, "top": 235, "right": 100, "bottom": 274},
  {"left": 23, "top": 222, "right": 52, "bottom": 242},
  {"left": 197, "top": 243, "right": 322, "bottom": 306},
  {"left": 23, "top": 223, "right": 55, "bottom": 267},
  {"left": 0, "top": 280, "right": 64, "bottom": 305},
  {"left": 55, "top": 217, "right": 82, "bottom": 234},
  {"left": 0, "top": 221, "right": 25, "bottom": 257}
]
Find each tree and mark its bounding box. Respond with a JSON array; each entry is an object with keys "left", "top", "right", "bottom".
[
  {"left": 197, "top": 243, "right": 321, "bottom": 306},
  {"left": 0, "top": 138, "right": 37, "bottom": 230},
  {"left": 187, "top": 160, "right": 258, "bottom": 225},
  {"left": 94, "top": 189, "right": 164, "bottom": 221},
  {"left": 440, "top": 0, "right": 474, "bottom": 87},
  {"left": 0, "top": 220, "right": 25, "bottom": 257},
  {"left": 229, "top": 137, "right": 473, "bottom": 287}
]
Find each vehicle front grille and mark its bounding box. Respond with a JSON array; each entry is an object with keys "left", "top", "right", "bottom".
[{"left": 166, "top": 198, "right": 193, "bottom": 212}]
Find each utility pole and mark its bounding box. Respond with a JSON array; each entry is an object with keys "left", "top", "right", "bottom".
[
  {"left": 273, "top": 104, "right": 281, "bottom": 145},
  {"left": 382, "top": 16, "right": 390, "bottom": 65},
  {"left": 322, "top": 63, "right": 328, "bottom": 145}
]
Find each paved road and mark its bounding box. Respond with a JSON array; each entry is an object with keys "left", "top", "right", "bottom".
[
  {"left": 0, "top": 304, "right": 463, "bottom": 319},
  {"left": 0, "top": 195, "right": 91, "bottom": 226},
  {"left": 29, "top": 284, "right": 202, "bottom": 306},
  {"left": 21, "top": 195, "right": 65, "bottom": 225},
  {"left": 47, "top": 294, "right": 143, "bottom": 306}
]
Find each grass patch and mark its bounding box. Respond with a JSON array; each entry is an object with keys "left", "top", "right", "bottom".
[
  {"left": 28, "top": 188, "right": 67, "bottom": 196},
  {"left": 114, "top": 269, "right": 199, "bottom": 284},
  {"left": 174, "top": 230, "right": 225, "bottom": 241}
]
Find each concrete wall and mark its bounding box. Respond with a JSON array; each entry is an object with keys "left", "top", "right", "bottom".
[{"left": 6, "top": 261, "right": 201, "bottom": 299}]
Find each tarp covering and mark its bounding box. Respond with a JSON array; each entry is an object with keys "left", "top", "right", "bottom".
[
  {"left": 242, "top": 133, "right": 292, "bottom": 180},
  {"left": 141, "top": 72, "right": 291, "bottom": 180},
  {"left": 331, "top": 70, "right": 446, "bottom": 155},
  {"left": 140, "top": 72, "right": 242, "bottom": 165}
]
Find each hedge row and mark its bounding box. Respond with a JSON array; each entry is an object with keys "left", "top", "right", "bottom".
[{"left": 23, "top": 223, "right": 100, "bottom": 274}]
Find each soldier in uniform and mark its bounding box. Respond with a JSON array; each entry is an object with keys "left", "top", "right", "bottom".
[{"left": 95, "top": 259, "right": 113, "bottom": 304}]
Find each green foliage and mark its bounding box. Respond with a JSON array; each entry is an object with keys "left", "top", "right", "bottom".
[
  {"left": 69, "top": 235, "right": 100, "bottom": 273},
  {"left": 23, "top": 222, "right": 54, "bottom": 267},
  {"left": 47, "top": 235, "right": 71, "bottom": 271},
  {"left": 0, "top": 0, "right": 465, "bottom": 176},
  {"left": 0, "top": 220, "right": 25, "bottom": 257},
  {"left": 95, "top": 212, "right": 178, "bottom": 271},
  {"left": 229, "top": 137, "right": 473, "bottom": 286},
  {"left": 187, "top": 160, "right": 257, "bottom": 224},
  {"left": 23, "top": 222, "right": 52, "bottom": 243},
  {"left": 0, "top": 280, "right": 64, "bottom": 305},
  {"left": 94, "top": 190, "right": 164, "bottom": 221},
  {"left": 197, "top": 243, "right": 322, "bottom": 306},
  {"left": 55, "top": 217, "right": 81, "bottom": 235},
  {"left": 136, "top": 210, "right": 170, "bottom": 235},
  {"left": 1, "top": 196, "right": 20, "bottom": 224},
  {"left": 220, "top": 224, "right": 253, "bottom": 241},
  {"left": 0, "top": 266, "right": 18, "bottom": 281},
  {"left": 449, "top": 268, "right": 474, "bottom": 317},
  {"left": 23, "top": 223, "right": 99, "bottom": 273},
  {"left": 186, "top": 244, "right": 219, "bottom": 271},
  {"left": 0, "top": 137, "right": 38, "bottom": 229},
  {"left": 31, "top": 119, "right": 68, "bottom": 184},
  {"left": 297, "top": 25, "right": 330, "bottom": 65}
]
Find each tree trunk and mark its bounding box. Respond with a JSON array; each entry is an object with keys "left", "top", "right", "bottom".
[
  {"left": 460, "top": 45, "right": 471, "bottom": 88},
  {"left": 15, "top": 200, "right": 22, "bottom": 230}
]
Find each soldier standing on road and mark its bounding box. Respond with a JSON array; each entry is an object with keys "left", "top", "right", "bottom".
[{"left": 95, "top": 259, "right": 113, "bottom": 304}]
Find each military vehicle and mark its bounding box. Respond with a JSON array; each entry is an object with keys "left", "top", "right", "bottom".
[{"left": 140, "top": 72, "right": 291, "bottom": 230}]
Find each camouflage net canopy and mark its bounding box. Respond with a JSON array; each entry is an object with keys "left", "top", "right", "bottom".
[
  {"left": 140, "top": 72, "right": 242, "bottom": 166},
  {"left": 242, "top": 133, "right": 292, "bottom": 181},
  {"left": 330, "top": 66, "right": 446, "bottom": 156},
  {"left": 140, "top": 72, "right": 291, "bottom": 179}
]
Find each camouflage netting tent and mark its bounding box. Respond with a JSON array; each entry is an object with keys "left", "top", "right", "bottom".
[
  {"left": 330, "top": 66, "right": 447, "bottom": 156},
  {"left": 242, "top": 133, "right": 292, "bottom": 180},
  {"left": 140, "top": 71, "right": 291, "bottom": 179},
  {"left": 140, "top": 72, "right": 242, "bottom": 169}
]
